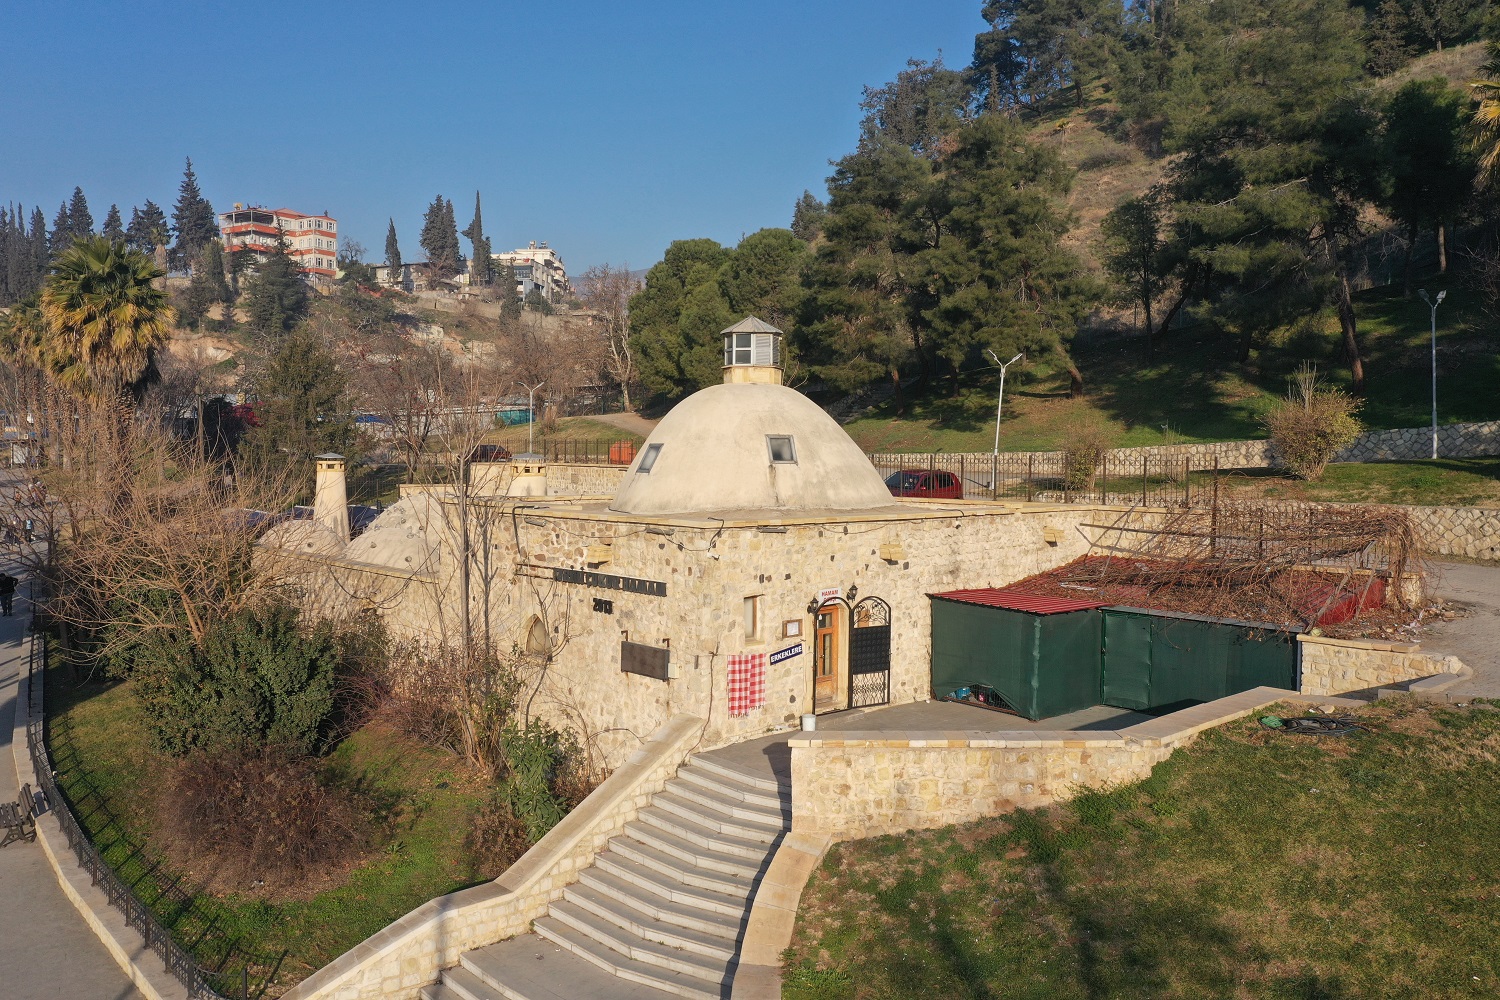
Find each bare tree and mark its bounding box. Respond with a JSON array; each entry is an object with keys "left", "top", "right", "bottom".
[{"left": 575, "top": 264, "right": 641, "bottom": 411}]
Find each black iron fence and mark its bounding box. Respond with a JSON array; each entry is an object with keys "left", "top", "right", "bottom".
[
  {"left": 24, "top": 635, "right": 245, "bottom": 1000},
  {"left": 868, "top": 452, "right": 1229, "bottom": 508},
  {"left": 525, "top": 439, "right": 638, "bottom": 466}
]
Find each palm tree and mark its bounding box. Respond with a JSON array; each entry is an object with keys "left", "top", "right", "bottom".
[
  {"left": 39, "top": 236, "right": 175, "bottom": 398},
  {"left": 1471, "top": 50, "right": 1500, "bottom": 188}
]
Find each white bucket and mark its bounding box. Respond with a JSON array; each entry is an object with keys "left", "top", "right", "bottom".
[{"left": 800, "top": 713, "right": 816, "bottom": 732}]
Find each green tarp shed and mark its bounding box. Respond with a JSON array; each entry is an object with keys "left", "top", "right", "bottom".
[
  {"left": 929, "top": 590, "right": 1107, "bottom": 721},
  {"left": 1100, "top": 607, "right": 1298, "bottom": 712}
]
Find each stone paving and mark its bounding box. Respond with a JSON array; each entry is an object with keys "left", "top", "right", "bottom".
[
  {"left": 1421, "top": 560, "right": 1500, "bottom": 699},
  {"left": 0, "top": 564, "right": 144, "bottom": 1000}
]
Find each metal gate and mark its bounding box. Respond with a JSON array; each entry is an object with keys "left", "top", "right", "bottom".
[{"left": 849, "top": 597, "right": 892, "bottom": 708}]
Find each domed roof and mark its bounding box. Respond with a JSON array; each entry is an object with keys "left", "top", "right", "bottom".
[
  {"left": 262, "top": 519, "right": 344, "bottom": 557},
  {"left": 608, "top": 382, "right": 894, "bottom": 517},
  {"left": 344, "top": 494, "right": 444, "bottom": 572}
]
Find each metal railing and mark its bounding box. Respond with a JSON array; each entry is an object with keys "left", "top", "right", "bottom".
[
  {"left": 527, "top": 438, "right": 637, "bottom": 466},
  {"left": 24, "top": 634, "right": 239, "bottom": 1000},
  {"left": 868, "top": 452, "right": 1225, "bottom": 508}
]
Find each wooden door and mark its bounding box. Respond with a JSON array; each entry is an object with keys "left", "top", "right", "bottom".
[{"left": 813, "top": 605, "right": 842, "bottom": 712}]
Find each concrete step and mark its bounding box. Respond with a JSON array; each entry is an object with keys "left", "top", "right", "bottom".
[
  {"left": 574, "top": 868, "right": 745, "bottom": 938},
  {"left": 653, "top": 791, "right": 784, "bottom": 843},
  {"left": 533, "top": 917, "right": 724, "bottom": 1000},
  {"left": 608, "top": 836, "right": 758, "bottom": 898},
  {"left": 635, "top": 805, "right": 779, "bottom": 862},
  {"left": 622, "top": 820, "right": 769, "bottom": 880},
  {"left": 463, "top": 935, "right": 696, "bottom": 1000},
  {"left": 591, "top": 852, "right": 752, "bottom": 918},
  {"left": 431, "top": 966, "right": 504, "bottom": 1000},
  {"left": 561, "top": 881, "right": 739, "bottom": 960},
  {"left": 674, "top": 763, "right": 788, "bottom": 811},
  {"left": 687, "top": 753, "right": 783, "bottom": 795},
  {"left": 664, "top": 779, "right": 788, "bottom": 826},
  {"left": 549, "top": 900, "right": 733, "bottom": 979}
]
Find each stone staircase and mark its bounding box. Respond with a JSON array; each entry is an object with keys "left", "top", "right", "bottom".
[{"left": 421, "top": 753, "right": 788, "bottom": 1000}]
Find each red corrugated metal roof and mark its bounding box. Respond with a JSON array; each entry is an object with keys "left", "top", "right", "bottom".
[{"left": 929, "top": 588, "right": 1109, "bottom": 614}]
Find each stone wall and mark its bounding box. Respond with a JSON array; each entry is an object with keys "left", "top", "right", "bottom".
[
  {"left": 1403, "top": 505, "right": 1500, "bottom": 561},
  {"left": 1296, "top": 634, "right": 1460, "bottom": 697},
  {"left": 787, "top": 687, "right": 1291, "bottom": 841},
  {"left": 279, "top": 714, "right": 703, "bottom": 1000},
  {"left": 872, "top": 419, "right": 1500, "bottom": 476}
]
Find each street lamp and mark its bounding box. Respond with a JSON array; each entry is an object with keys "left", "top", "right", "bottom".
[
  {"left": 516, "top": 381, "right": 544, "bottom": 455},
  {"left": 1418, "top": 289, "right": 1445, "bottom": 460},
  {"left": 984, "top": 350, "right": 1024, "bottom": 456}
]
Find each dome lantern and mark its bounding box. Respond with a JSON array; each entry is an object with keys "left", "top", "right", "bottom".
[{"left": 721, "top": 316, "right": 783, "bottom": 385}]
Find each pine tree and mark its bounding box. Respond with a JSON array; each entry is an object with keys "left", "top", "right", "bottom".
[
  {"left": 383, "top": 218, "right": 402, "bottom": 285},
  {"left": 29, "top": 207, "right": 48, "bottom": 280},
  {"left": 461, "top": 191, "right": 492, "bottom": 286},
  {"left": 419, "top": 195, "right": 463, "bottom": 281},
  {"left": 172, "top": 157, "right": 218, "bottom": 272},
  {"left": 243, "top": 236, "right": 309, "bottom": 335},
  {"left": 128, "top": 200, "right": 170, "bottom": 255},
  {"left": 67, "top": 186, "right": 94, "bottom": 239},
  {"left": 790, "top": 190, "right": 828, "bottom": 242},
  {"left": 51, "top": 201, "right": 72, "bottom": 258},
  {"left": 182, "top": 240, "right": 232, "bottom": 328},
  {"left": 102, "top": 204, "right": 125, "bottom": 244}
]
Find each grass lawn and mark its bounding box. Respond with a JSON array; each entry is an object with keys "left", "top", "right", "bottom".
[
  {"left": 1208, "top": 458, "right": 1500, "bottom": 508},
  {"left": 483, "top": 415, "right": 643, "bottom": 451},
  {"left": 842, "top": 284, "right": 1500, "bottom": 457},
  {"left": 46, "top": 660, "right": 490, "bottom": 997},
  {"left": 784, "top": 698, "right": 1500, "bottom": 1000}
]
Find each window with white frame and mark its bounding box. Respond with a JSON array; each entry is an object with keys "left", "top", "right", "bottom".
[{"left": 743, "top": 595, "right": 762, "bottom": 640}]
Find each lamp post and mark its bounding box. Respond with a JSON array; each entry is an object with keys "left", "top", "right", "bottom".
[
  {"left": 984, "top": 350, "right": 1024, "bottom": 456},
  {"left": 1418, "top": 289, "right": 1445, "bottom": 460},
  {"left": 516, "top": 381, "right": 544, "bottom": 454}
]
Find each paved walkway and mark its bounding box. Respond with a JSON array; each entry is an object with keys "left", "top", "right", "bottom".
[
  {"left": 589, "top": 411, "right": 659, "bottom": 437},
  {"left": 701, "top": 699, "right": 1153, "bottom": 785},
  {"left": 0, "top": 572, "right": 143, "bottom": 1000},
  {"left": 1421, "top": 560, "right": 1500, "bottom": 699}
]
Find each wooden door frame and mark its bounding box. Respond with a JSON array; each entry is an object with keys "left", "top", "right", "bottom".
[{"left": 811, "top": 599, "right": 849, "bottom": 714}]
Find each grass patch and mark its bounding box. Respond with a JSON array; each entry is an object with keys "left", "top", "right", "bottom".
[
  {"left": 1208, "top": 458, "right": 1500, "bottom": 507},
  {"left": 843, "top": 284, "right": 1499, "bottom": 456},
  {"left": 45, "top": 659, "right": 490, "bottom": 996},
  {"left": 784, "top": 699, "right": 1500, "bottom": 999}
]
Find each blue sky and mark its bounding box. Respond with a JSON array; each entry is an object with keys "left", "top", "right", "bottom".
[{"left": 1, "top": 2, "right": 985, "bottom": 274}]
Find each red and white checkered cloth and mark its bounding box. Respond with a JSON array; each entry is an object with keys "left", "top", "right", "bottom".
[{"left": 727, "top": 652, "right": 767, "bottom": 717}]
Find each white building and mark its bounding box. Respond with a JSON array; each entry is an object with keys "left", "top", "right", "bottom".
[{"left": 490, "top": 241, "right": 569, "bottom": 302}]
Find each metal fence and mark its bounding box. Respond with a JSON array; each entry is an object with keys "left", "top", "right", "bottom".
[
  {"left": 24, "top": 635, "right": 242, "bottom": 1000},
  {"left": 526, "top": 438, "right": 637, "bottom": 465},
  {"left": 868, "top": 452, "right": 1229, "bottom": 508}
]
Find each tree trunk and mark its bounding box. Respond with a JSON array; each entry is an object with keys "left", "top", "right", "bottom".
[
  {"left": 1150, "top": 277, "right": 1194, "bottom": 345},
  {"left": 1402, "top": 221, "right": 1418, "bottom": 298},
  {"left": 1142, "top": 276, "right": 1156, "bottom": 364},
  {"left": 621, "top": 381, "right": 632, "bottom": 413},
  {"left": 1056, "top": 345, "right": 1085, "bottom": 397},
  {"left": 1332, "top": 244, "right": 1366, "bottom": 394},
  {"left": 891, "top": 368, "right": 905, "bottom": 415},
  {"left": 1437, "top": 223, "right": 1447, "bottom": 273}
]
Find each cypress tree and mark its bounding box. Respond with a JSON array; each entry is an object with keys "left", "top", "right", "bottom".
[
  {"left": 67, "top": 186, "right": 94, "bottom": 239},
  {"left": 461, "top": 191, "right": 492, "bottom": 286},
  {"left": 128, "top": 200, "right": 170, "bottom": 255},
  {"left": 384, "top": 218, "right": 402, "bottom": 284},
  {"left": 30, "top": 207, "right": 48, "bottom": 280},
  {"left": 172, "top": 157, "right": 218, "bottom": 272},
  {"left": 102, "top": 204, "right": 125, "bottom": 244}
]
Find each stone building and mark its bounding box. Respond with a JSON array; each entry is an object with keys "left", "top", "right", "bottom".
[{"left": 270, "top": 319, "right": 1146, "bottom": 766}]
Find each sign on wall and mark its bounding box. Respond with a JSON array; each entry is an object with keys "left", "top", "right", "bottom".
[
  {"left": 816, "top": 586, "right": 843, "bottom": 605},
  {"left": 770, "top": 643, "right": 804, "bottom": 665}
]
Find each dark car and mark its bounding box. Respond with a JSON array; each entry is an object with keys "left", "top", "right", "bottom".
[
  {"left": 467, "top": 443, "right": 513, "bottom": 463},
  {"left": 885, "top": 469, "right": 964, "bottom": 499}
]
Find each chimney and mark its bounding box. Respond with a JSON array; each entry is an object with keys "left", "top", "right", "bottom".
[
  {"left": 314, "top": 454, "right": 350, "bottom": 543},
  {"left": 721, "top": 316, "right": 784, "bottom": 386}
]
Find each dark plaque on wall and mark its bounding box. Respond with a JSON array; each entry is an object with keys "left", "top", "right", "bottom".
[{"left": 621, "top": 640, "right": 671, "bottom": 680}]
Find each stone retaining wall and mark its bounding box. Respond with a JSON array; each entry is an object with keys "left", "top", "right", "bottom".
[
  {"left": 279, "top": 714, "right": 704, "bottom": 1000},
  {"left": 872, "top": 419, "right": 1500, "bottom": 475},
  {"left": 1296, "top": 634, "right": 1459, "bottom": 697},
  {"left": 787, "top": 687, "right": 1296, "bottom": 841},
  {"left": 1403, "top": 505, "right": 1500, "bottom": 561}
]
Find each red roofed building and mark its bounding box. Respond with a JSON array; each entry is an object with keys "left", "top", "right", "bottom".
[{"left": 218, "top": 205, "right": 338, "bottom": 279}]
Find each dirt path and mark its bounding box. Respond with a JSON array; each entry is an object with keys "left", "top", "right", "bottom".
[{"left": 1422, "top": 560, "right": 1500, "bottom": 698}]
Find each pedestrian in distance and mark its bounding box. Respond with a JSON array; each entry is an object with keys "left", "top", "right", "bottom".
[{"left": 0, "top": 572, "right": 17, "bottom": 617}]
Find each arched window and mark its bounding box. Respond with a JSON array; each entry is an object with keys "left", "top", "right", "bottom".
[{"left": 525, "top": 615, "right": 551, "bottom": 657}]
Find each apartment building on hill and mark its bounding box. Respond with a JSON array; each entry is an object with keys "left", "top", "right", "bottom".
[
  {"left": 490, "top": 241, "right": 569, "bottom": 302},
  {"left": 219, "top": 205, "right": 339, "bottom": 279}
]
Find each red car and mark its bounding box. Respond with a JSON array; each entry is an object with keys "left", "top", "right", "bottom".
[{"left": 885, "top": 469, "right": 964, "bottom": 499}]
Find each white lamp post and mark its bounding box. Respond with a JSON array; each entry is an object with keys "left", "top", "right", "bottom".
[
  {"left": 984, "top": 350, "right": 1024, "bottom": 456},
  {"left": 1418, "top": 289, "right": 1445, "bottom": 460},
  {"left": 517, "top": 380, "right": 544, "bottom": 454}
]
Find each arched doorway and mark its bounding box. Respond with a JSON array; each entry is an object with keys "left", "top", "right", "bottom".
[
  {"left": 849, "top": 596, "right": 892, "bottom": 708},
  {"left": 811, "top": 601, "right": 846, "bottom": 714}
]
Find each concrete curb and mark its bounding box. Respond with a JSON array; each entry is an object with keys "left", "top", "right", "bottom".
[
  {"left": 731, "top": 830, "right": 834, "bottom": 1000},
  {"left": 11, "top": 635, "right": 189, "bottom": 1000}
]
